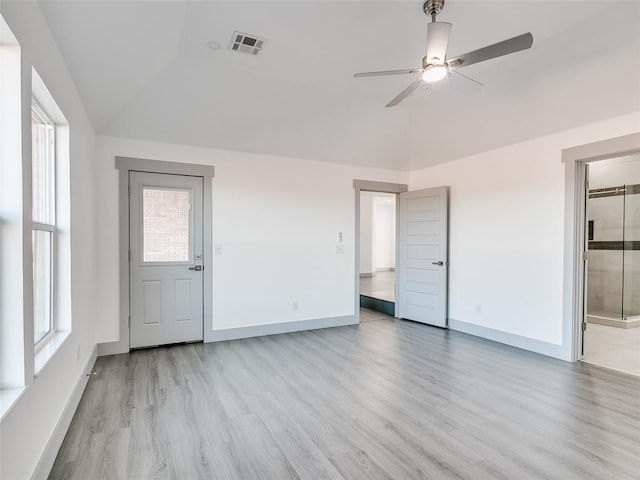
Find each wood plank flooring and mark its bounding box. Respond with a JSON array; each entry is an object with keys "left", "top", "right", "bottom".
[
  {"left": 359, "top": 307, "right": 394, "bottom": 322},
  {"left": 50, "top": 311, "right": 640, "bottom": 479}
]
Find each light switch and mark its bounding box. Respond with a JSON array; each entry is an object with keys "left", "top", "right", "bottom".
[{"left": 337, "top": 232, "right": 343, "bottom": 243}]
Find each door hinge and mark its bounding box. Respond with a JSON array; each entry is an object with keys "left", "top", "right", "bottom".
[
  {"left": 585, "top": 179, "right": 589, "bottom": 190},
  {"left": 128, "top": 251, "right": 131, "bottom": 262},
  {"left": 583, "top": 251, "right": 588, "bottom": 262},
  {"left": 582, "top": 321, "right": 587, "bottom": 332}
]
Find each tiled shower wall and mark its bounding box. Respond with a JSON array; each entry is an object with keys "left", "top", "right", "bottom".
[
  {"left": 587, "top": 187, "right": 640, "bottom": 319},
  {"left": 624, "top": 192, "right": 640, "bottom": 317}
]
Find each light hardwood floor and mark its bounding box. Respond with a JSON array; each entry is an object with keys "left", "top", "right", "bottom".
[
  {"left": 359, "top": 307, "right": 394, "bottom": 322},
  {"left": 360, "top": 271, "right": 395, "bottom": 302},
  {"left": 50, "top": 311, "right": 640, "bottom": 479}
]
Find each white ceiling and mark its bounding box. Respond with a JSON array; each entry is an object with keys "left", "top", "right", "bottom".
[{"left": 38, "top": 0, "right": 640, "bottom": 170}]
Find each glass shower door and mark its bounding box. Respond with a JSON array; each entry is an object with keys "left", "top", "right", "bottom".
[
  {"left": 587, "top": 188, "right": 625, "bottom": 322},
  {"left": 623, "top": 184, "right": 640, "bottom": 321}
]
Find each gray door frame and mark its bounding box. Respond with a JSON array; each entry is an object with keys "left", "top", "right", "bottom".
[
  {"left": 99, "top": 157, "right": 215, "bottom": 355},
  {"left": 562, "top": 132, "right": 640, "bottom": 362},
  {"left": 353, "top": 180, "right": 408, "bottom": 322}
]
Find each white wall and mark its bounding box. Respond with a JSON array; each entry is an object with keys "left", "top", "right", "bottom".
[
  {"left": 359, "top": 192, "right": 375, "bottom": 275},
  {"left": 359, "top": 193, "right": 395, "bottom": 275},
  {"left": 94, "top": 136, "right": 409, "bottom": 344},
  {"left": 588, "top": 154, "right": 640, "bottom": 188},
  {"left": 0, "top": 2, "right": 97, "bottom": 480},
  {"left": 410, "top": 111, "right": 640, "bottom": 359},
  {"left": 373, "top": 197, "right": 396, "bottom": 270}
]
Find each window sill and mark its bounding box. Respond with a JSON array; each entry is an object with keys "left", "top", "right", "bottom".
[
  {"left": 0, "top": 386, "right": 26, "bottom": 423},
  {"left": 34, "top": 330, "right": 71, "bottom": 375}
]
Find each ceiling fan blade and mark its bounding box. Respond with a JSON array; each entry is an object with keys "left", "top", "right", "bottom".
[
  {"left": 451, "top": 69, "right": 484, "bottom": 86},
  {"left": 354, "top": 68, "right": 421, "bottom": 78},
  {"left": 448, "top": 32, "right": 533, "bottom": 69},
  {"left": 448, "top": 70, "right": 484, "bottom": 94},
  {"left": 425, "top": 22, "right": 452, "bottom": 64},
  {"left": 385, "top": 78, "right": 424, "bottom": 108}
]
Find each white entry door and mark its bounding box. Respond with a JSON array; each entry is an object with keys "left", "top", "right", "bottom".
[
  {"left": 129, "top": 171, "right": 204, "bottom": 348},
  {"left": 398, "top": 187, "right": 449, "bottom": 327}
]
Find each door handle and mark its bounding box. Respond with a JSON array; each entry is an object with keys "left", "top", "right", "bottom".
[
  {"left": 432, "top": 261, "right": 444, "bottom": 266},
  {"left": 188, "top": 265, "right": 203, "bottom": 271}
]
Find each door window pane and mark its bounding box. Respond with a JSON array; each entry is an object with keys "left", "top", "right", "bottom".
[
  {"left": 142, "top": 188, "right": 190, "bottom": 262},
  {"left": 33, "top": 230, "right": 52, "bottom": 343}
]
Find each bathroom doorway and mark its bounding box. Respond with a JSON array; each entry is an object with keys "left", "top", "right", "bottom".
[
  {"left": 359, "top": 191, "right": 397, "bottom": 318},
  {"left": 583, "top": 154, "right": 640, "bottom": 376}
]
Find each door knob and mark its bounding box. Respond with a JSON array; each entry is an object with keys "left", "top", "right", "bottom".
[
  {"left": 188, "top": 265, "right": 203, "bottom": 271},
  {"left": 432, "top": 261, "right": 444, "bottom": 266}
]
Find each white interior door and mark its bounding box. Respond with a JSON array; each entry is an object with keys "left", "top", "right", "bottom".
[
  {"left": 129, "top": 171, "right": 204, "bottom": 348},
  {"left": 398, "top": 186, "right": 448, "bottom": 327}
]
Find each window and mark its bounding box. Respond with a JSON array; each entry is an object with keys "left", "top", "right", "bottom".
[
  {"left": 142, "top": 187, "right": 191, "bottom": 262},
  {"left": 31, "top": 99, "right": 55, "bottom": 344}
]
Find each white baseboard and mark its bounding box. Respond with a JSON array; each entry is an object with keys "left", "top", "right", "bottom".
[
  {"left": 98, "top": 339, "right": 128, "bottom": 356},
  {"left": 208, "top": 315, "right": 357, "bottom": 342},
  {"left": 100, "top": 315, "right": 358, "bottom": 353},
  {"left": 448, "top": 318, "right": 565, "bottom": 360},
  {"left": 31, "top": 344, "right": 98, "bottom": 480}
]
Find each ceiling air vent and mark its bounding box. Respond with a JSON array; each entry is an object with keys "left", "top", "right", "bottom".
[{"left": 229, "top": 31, "right": 265, "bottom": 55}]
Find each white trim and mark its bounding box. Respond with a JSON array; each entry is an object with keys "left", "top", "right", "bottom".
[
  {"left": 0, "top": 386, "right": 26, "bottom": 423},
  {"left": 449, "top": 319, "right": 565, "bottom": 359},
  {"left": 31, "top": 344, "right": 98, "bottom": 480},
  {"left": 209, "top": 315, "right": 357, "bottom": 342},
  {"left": 33, "top": 330, "right": 71, "bottom": 375}
]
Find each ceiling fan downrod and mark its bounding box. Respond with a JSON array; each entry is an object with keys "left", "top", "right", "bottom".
[{"left": 423, "top": 0, "right": 445, "bottom": 22}]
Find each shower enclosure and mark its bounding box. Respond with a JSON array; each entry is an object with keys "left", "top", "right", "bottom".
[{"left": 587, "top": 183, "right": 640, "bottom": 327}]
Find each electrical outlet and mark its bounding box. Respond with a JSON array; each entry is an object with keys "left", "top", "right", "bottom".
[
  {"left": 475, "top": 304, "right": 482, "bottom": 314},
  {"left": 293, "top": 301, "right": 299, "bottom": 311}
]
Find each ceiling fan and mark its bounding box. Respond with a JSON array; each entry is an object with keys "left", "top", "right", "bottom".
[{"left": 354, "top": 0, "right": 533, "bottom": 107}]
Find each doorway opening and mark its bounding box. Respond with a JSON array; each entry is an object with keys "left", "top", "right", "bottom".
[
  {"left": 359, "top": 191, "right": 397, "bottom": 319},
  {"left": 583, "top": 153, "right": 640, "bottom": 376},
  {"left": 353, "top": 180, "right": 449, "bottom": 328}
]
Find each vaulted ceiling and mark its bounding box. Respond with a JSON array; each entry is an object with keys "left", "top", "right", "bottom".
[{"left": 38, "top": 0, "right": 640, "bottom": 170}]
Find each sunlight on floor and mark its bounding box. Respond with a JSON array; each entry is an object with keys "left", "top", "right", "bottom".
[{"left": 583, "top": 323, "right": 640, "bottom": 377}]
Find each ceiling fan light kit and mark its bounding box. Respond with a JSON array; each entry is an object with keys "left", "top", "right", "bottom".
[
  {"left": 422, "top": 65, "right": 448, "bottom": 83},
  {"left": 354, "top": 0, "right": 533, "bottom": 107}
]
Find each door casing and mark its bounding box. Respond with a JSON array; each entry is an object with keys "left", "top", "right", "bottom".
[
  {"left": 353, "top": 180, "right": 408, "bottom": 322},
  {"left": 562, "top": 132, "right": 640, "bottom": 362},
  {"left": 99, "top": 157, "right": 214, "bottom": 356}
]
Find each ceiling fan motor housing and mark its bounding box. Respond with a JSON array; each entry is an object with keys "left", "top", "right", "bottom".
[{"left": 423, "top": 0, "right": 445, "bottom": 18}]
